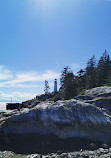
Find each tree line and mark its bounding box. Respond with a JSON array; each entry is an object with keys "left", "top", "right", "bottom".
[{"left": 45, "top": 50, "right": 111, "bottom": 100}]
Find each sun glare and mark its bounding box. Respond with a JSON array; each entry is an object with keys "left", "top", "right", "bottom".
[{"left": 30, "top": 0, "right": 55, "bottom": 13}]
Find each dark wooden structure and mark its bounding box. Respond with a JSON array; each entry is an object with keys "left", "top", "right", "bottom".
[{"left": 6, "top": 103, "right": 22, "bottom": 110}]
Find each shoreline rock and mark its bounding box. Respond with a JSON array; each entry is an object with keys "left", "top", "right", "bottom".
[
  {"left": 0, "top": 86, "right": 111, "bottom": 154},
  {"left": 0, "top": 99, "right": 111, "bottom": 153},
  {"left": 1, "top": 148, "right": 111, "bottom": 158},
  {"left": 2, "top": 100, "right": 111, "bottom": 138}
]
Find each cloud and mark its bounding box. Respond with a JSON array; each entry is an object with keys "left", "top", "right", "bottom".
[
  {"left": 0, "top": 66, "right": 60, "bottom": 88},
  {"left": 0, "top": 66, "right": 60, "bottom": 103},
  {"left": 15, "top": 70, "right": 60, "bottom": 82},
  {"left": 0, "top": 66, "right": 13, "bottom": 80},
  {"left": 0, "top": 91, "right": 37, "bottom": 102}
]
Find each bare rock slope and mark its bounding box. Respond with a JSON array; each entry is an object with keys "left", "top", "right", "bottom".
[
  {"left": 85, "top": 86, "right": 111, "bottom": 97},
  {"left": 2, "top": 99, "right": 111, "bottom": 142}
]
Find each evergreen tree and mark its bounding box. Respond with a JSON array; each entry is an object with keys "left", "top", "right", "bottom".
[
  {"left": 58, "top": 50, "right": 111, "bottom": 99},
  {"left": 107, "top": 73, "right": 111, "bottom": 86},
  {"left": 60, "top": 66, "right": 70, "bottom": 92},
  {"left": 85, "top": 55, "right": 96, "bottom": 89},
  {"left": 96, "top": 50, "right": 110, "bottom": 86},
  {"left": 44, "top": 80, "right": 50, "bottom": 94},
  {"left": 77, "top": 69, "right": 86, "bottom": 91},
  {"left": 63, "top": 72, "right": 77, "bottom": 99},
  {"left": 77, "top": 69, "right": 85, "bottom": 78},
  {"left": 59, "top": 67, "right": 77, "bottom": 99},
  {"left": 106, "top": 58, "right": 111, "bottom": 86}
]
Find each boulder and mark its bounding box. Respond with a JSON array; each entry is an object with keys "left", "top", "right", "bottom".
[
  {"left": 1, "top": 99, "right": 111, "bottom": 153},
  {"left": 85, "top": 87, "right": 111, "bottom": 97},
  {"left": 2, "top": 100, "right": 111, "bottom": 140}
]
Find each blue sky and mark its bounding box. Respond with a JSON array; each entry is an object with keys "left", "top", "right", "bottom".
[{"left": 0, "top": 0, "right": 111, "bottom": 102}]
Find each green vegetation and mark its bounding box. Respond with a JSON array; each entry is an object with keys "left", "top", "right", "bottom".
[
  {"left": 59, "top": 50, "right": 111, "bottom": 100},
  {"left": 29, "top": 50, "right": 111, "bottom": 102},
  {"left": 59, "top": 67, "right": 77, "bottom": 100},
  {"left": 77, "top": 89, "right": 85, "bottom": 96},
  {"left": 49, "top": 93, "right": 61, "bottom": 102}
]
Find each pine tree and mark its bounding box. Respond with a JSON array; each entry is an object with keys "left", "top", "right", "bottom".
[
  {"left": 44, "top": 80, "right": 50, "bottom": 94},
  {"left": 77, "top": 69, "right": 86, "bottom": 90},
  {"left": 85, "top": 55, "right": 96, "bottom": 89},
  {"left": 59, "top": 67, "right": 77, "bottom": 99},
  {"left": 106, "top": 57, "right": 111, "bottom": 86},
  {"left": 63, "top": 72, "right": 77, "bottom": 99},
  {"left": 96, "top": 50, "right": 110, "bottom": 86},
  {"left": 60, "top": 66, "right": 70, "bottom": 92}
]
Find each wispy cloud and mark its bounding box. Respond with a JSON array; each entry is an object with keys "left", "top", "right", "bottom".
[
  {"left": 0, "top": 65, "right": 60, "bottom": 102},
  {"left": 0, "top": 66, "right": 13, "bottom": 80},
  {"left": 0, "top": 66, "right": 60, "bottom": 88},
  {"left": 0, "top": 91, "right": 37, "bottom": 102}
]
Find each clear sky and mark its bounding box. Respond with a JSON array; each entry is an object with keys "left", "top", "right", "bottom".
[{"left": 0, "top": 0, "right": 111, "bottom": 102}]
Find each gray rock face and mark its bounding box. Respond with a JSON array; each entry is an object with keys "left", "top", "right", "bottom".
[
  {"left": 85, "top": 86, "right": 111, "bottom": 97},
  {"left": 93, "top": 98, "right": 111, "bottom": 111},
  {"left": 2, "top": 100, "right": 111, "bottom": 142}
]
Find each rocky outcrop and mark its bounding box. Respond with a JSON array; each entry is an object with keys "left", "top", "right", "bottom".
[
  {"left": 1, "top": 148, "right": 111, "bottom": 158},
  {"left": 6, "top": 100, "right": 40, "bottom": 110},
  {"left": 74, "top": 87, "right": 111, "bottom": 117},
  {"left": 85, "top": 86, "right": 111, "bottom": 97},
  {"left": 93, "top": 98, "right": 111, "bottom": 111},
  {"left": 0, "top": 87, "right": 111, "bottom": 153},
  {"left": 1, "top": 100, "right": 111, "bottom": 142},
  {"left": 1, "top": 92, "right": 111, "bottom": 153}
]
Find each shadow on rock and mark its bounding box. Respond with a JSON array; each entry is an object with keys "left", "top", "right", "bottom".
[{"left": 0, "top": 133, "right": 103, "bottom": 154}]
